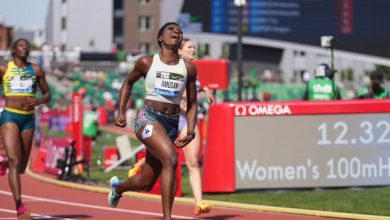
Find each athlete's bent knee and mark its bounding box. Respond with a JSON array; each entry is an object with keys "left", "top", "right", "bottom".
[
  {"left": 161, "top": 154, "right": 178, "bottom": 169},
  {"left": 186, "top": 159, "right": 199, "bottom": 169},
  {"left": 7, "top": 157, "right": 22, "bottom": 172}
]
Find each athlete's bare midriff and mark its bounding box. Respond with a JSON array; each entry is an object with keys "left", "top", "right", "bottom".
[
  {"left": 144, "top": 99, "right": 180, "bottom": 115},
  {"left": 4, "top": 96, "right": 35, "bottom": 111}
]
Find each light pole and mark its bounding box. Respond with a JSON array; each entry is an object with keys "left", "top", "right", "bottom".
[
  {"left": 235, "top": 0, "right": 246, "bottom": 101},
  {"left": 321, "top": 36, "right": 335, "bottom": 71}
]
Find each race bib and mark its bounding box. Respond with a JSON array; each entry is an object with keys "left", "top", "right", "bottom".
[
  {"left": 155, "top": 71, "right": 185, "bottom": 97},
  {"left": 10, "top": 76, "right": 34, "bottom": 93}
]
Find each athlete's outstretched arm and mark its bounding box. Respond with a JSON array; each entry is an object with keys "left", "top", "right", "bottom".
[{"left": 115, "top": 56, "right": 151, "bottom": 128}]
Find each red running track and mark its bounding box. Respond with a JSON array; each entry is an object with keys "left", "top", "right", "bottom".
[{"left": 0, "top": 172, "right": 350, "bottom": 220}]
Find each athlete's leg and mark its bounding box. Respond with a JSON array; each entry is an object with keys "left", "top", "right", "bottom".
[
  {"left": 116, "top": 148, "right": 162, "bottom": 192},
  {"left": 20, "top": 128, "right": 34, "bottom": 174},
  {"left": 180, "top": 125, "right": 202, "bottom": 203},
  {"left": 137, "top": 122, "right": 178, "bottom": 220},
  {"left": 0, "top": 123, "right": 23, "bottom": 209},
  {"left": 180, "top": 125, "right": 210, "bottom": 215},
  {"left": 115, "top": 122, "right": 178, "bottom": 219}
]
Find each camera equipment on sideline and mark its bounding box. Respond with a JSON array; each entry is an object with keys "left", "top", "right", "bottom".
[
  {"left": 56, "top": 140, "right": 88, "bottom": 181},
  {"left": 315, "top": 63, "right": 334, "bottom": 78}
]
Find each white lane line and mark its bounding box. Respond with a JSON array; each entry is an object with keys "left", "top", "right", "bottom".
[
  {"left": 0, "top": 190, "right": 204, "bottom": 220},
  {"left": 0, "top": 208, "right": 75, "bottom": 220},
  {"left": 0, "top": 217, "right": 15, "bottom": 220}
]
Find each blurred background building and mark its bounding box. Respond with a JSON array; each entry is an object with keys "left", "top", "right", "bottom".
[
  {"left": 0, "top": 16, "right": 13, "bottom": 50},
  {"left": 46, "top": 0, "right": 113, "bottom": 52}
]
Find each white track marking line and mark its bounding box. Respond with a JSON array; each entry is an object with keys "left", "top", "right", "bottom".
[
  {"left": 0, "top": 208, "right": 75, "bottom": 220},
  {"left": 0, "top": 190, "right": 205, "bottom": 220},
  {"left": 0, "top": 217, "right": 15, "bottom": 220}
]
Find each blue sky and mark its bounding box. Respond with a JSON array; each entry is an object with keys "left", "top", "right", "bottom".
[{"left": 0, "top": 0, "right": 49, "bottom": 29}]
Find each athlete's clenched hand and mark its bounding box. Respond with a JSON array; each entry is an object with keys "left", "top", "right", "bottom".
[{"left": 114, "top": 113, "right": 127, "bottom": 128}]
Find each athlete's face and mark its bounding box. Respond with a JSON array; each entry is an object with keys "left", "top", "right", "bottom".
[
  {"left": 159, "top": 24, "right": 183, "bottom": 47},
  {"left": 13, "top": 40, "right": 30, "bottom": 59},
  {"left": 179, "top": 41, "right": 196, "bottom": 61}
]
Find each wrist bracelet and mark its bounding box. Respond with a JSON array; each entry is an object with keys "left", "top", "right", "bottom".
[{"left": 187, "top": 132, "right": 196, "bottom": 139}]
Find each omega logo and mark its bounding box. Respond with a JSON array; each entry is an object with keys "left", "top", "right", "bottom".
[{"left": 235, "top": 104, "right": 292, "bottom": 116}]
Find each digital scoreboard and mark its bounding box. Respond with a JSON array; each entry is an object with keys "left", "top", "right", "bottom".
[
  {"left": 181, "top": 0, "right": 390, "bottom": 57},
  {"left": 211, "top": 0, "right": 354, "bottom": 35},
  {"left": 235, "top": 113, "right": 390, "bottom": 189}
]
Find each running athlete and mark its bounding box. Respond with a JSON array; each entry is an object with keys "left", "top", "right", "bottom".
[
  {"left": 128, "top": 38, "right": 214, "bottom": 215},
  {"left": 108, "top": 22, "right": 198, "bottom": 220},
  {"left": 177, "top": 39, "right": 213, "bottom": 215},
  {"left": 0, "top": 38, "right": 51, "bottom": 219}
]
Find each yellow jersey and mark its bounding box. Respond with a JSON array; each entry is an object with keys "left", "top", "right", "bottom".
[{"left": 2, "top": 61, "right": 37, "bottom": 97}]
